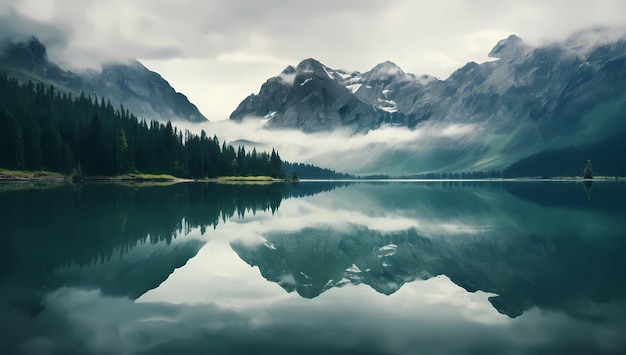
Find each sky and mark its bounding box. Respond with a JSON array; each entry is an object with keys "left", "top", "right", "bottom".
[{"left": 1, "top": 0, "right": 626, "bottom": 120}]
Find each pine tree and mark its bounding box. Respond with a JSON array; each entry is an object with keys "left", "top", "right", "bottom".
[
  {"left": 583, "top": 160, "right": 593, "bottom": 179},
  {"left": 0, "top": 108, "right": 25, "bottom": 168},
  {"left": 0, "top": 71, "right": 285, "bottom": 178}
]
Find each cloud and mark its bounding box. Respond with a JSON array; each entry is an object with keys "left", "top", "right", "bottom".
[
  {"left": 6, "top": 282, "right": 503, "bottom": 355},
  {"left": 171, "top": 118, "right": 494, "bottom": 175},
  {"left": 0, "top": 8, "right": 66, "bottom": 48},
  {"left": 2, "top": 0, "right": 626, "bottom": 119},
  {"left": 2, "top": 0, "right": 383, "bottom": 69}
]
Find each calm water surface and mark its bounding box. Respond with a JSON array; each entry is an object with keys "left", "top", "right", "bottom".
[{"left": 1, "top": 181, "right": 625, "bottom": 355}]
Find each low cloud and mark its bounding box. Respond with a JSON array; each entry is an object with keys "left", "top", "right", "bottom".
[
  {"left": 0, "top": 8, "right": 66, "bottom": 50},
  {"left": 174, "top": 118, "right": 492, "bottom": 175}
]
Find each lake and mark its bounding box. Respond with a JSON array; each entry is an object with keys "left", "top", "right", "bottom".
[{"left": 1, "top": 181, "right": 626, "bottom": 355}]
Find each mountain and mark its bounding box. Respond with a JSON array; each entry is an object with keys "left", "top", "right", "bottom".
[
  {"left": 230, "top": 28, "right": 626, "bottom": 175},
  {"left": 0, "top": 37, "right": 207, "bottom": 123},
  {"left": 233, "top": 31, "right": 625, "bottom": 135},
  {"left": 230, "top": 57, "right": 438, "bottom": 132},
  {"left": 231, "top": 58, "right": 381, "bottom": 132}
]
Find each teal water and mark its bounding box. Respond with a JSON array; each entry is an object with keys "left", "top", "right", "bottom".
[{"left": 1, "top": 181, "right": 625, "bottom": 355}]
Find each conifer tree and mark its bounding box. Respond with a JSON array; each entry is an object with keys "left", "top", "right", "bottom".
[
  {"left": 0, "top": 71, "right": 285, "bottom": 178},
  {"left": 583, "top": 160, "right": 593, "bottom": 179}
]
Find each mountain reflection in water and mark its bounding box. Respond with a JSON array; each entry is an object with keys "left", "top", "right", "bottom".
[{"left": 1, "top": 181, "right": 625, "bottom": 355}]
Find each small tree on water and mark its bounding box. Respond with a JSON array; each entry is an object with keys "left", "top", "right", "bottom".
[{"left": 583, "top": 159, "right": 593, "bottom": 179}]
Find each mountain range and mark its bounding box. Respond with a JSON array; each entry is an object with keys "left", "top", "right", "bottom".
[
  {"left": 2, "top": 29, "right": 625, "bottom": 176},
  {"left": 0, "top": 37, "right": 207, "bottom": 123},
  {"left": 232, "top": 30, "right": 626, "bottom": 135},
  {"left": 230, "top": 28, "right": 626, "bottom": 175}
]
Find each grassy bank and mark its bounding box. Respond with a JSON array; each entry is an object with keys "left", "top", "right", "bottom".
[
  {"left": 0, "top": 169, "right": 285, "bottom": 185},
  {"left": 0, "top": 168, "right": 70, "bottom": 182},
  {"left": 0, "top": 169, "right": 188, "bottom": 183}
]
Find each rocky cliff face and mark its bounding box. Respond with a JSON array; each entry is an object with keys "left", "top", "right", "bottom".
[{"left": 0, "top": 37, "right": 207, "bottom": 123}]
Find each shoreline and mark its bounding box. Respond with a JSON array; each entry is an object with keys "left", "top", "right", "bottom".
[
  {"left": 1, "top": 169, "right": 624, "bottom": 185},
  {"left": 0, "top": 170, "right": 287, "bottom": 185}
]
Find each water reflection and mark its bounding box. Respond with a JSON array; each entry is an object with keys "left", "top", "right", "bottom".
[
  {"left": 0, "top": 182, "right": 340, "bottom": 277},
  {"left": 0, "top": 182, "right": 341, "bottom": 321},
  {"left": 2, "top": 181, "right": 626, "bottom": 354},
  {"left": 584, "top": 180, "right": 594, "bottom": 200},
  {"left": 230, "top": 182, "right": 626, "bottom": 318}
]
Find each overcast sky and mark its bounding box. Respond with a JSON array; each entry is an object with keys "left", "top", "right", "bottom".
[{"left": 2, "top": 0, "right": 626, "bottom": 120}]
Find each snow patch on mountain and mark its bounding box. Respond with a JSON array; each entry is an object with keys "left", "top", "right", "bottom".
[
  {"left": 346, "top": 264, "right": 362, "bottom": 273},
  {"left": 335, "top": 69, "right": 358, "bottom": 81},
  {"left": 263, "top": 241, "right": 277, "bottom": 250},
  {"left": 377, "top": 244, "right": 398, "bottom": 258},
  {"left": 264, "top": 111, "right": 277, "bottom": 120},
  {"left": 322, "top": 66, "right": 335, "bottom": 80},
  {"left": 346, "top": 83, "right": 362, "bottom": 93},
  {"left": 377, "top": 98, "right": 398, "bottom": 112}
]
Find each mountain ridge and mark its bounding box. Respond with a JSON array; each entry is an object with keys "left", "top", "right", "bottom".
[
  {"left": 229, "top": 28, "right": 626, "bottom": 175},
  {"left": 231, "top": 57, "right": 381, "bottom": 132},
  {"left": 0, "top": 37, "right": 208, "bottom": 123},
  {"left": 231, "top": 29, "right": 626, "bottom": 134}
]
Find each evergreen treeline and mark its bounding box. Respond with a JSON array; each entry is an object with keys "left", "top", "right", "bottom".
[
  {"left": 501, "top": 133, "right": 626, "bottom": 178},
  {"left": 283, "top": 161, "right": 354, "bottom": 179},
  {"left": 401, "top": 171, "right": 504, "bottom": 179},
  {"left": 0, "top": 72, "right": 284, "bottom": 178}
]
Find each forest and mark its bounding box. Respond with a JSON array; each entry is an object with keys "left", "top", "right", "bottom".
[
  {"left": 0, "top": 72, "right": 284, "bottom": 178},
  {"left": 283, "top": 161, "right": 353, "bottom": 180}
]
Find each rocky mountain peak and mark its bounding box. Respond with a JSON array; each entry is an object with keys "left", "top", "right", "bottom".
[
  {"left": 488, "top": 34, "right": 528, "bottom": 59},
  {"left": 368, "top": 60, "right": 405, "bottom": 79},
  {"left": 281, "top": 65, "right": 296, "bottom": 75},
  {"left": 296, "top": 58, "right": 326, "bottom": 73},
  {"left": 2, "top": 36, "right": 48, "bottom": 65}
]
